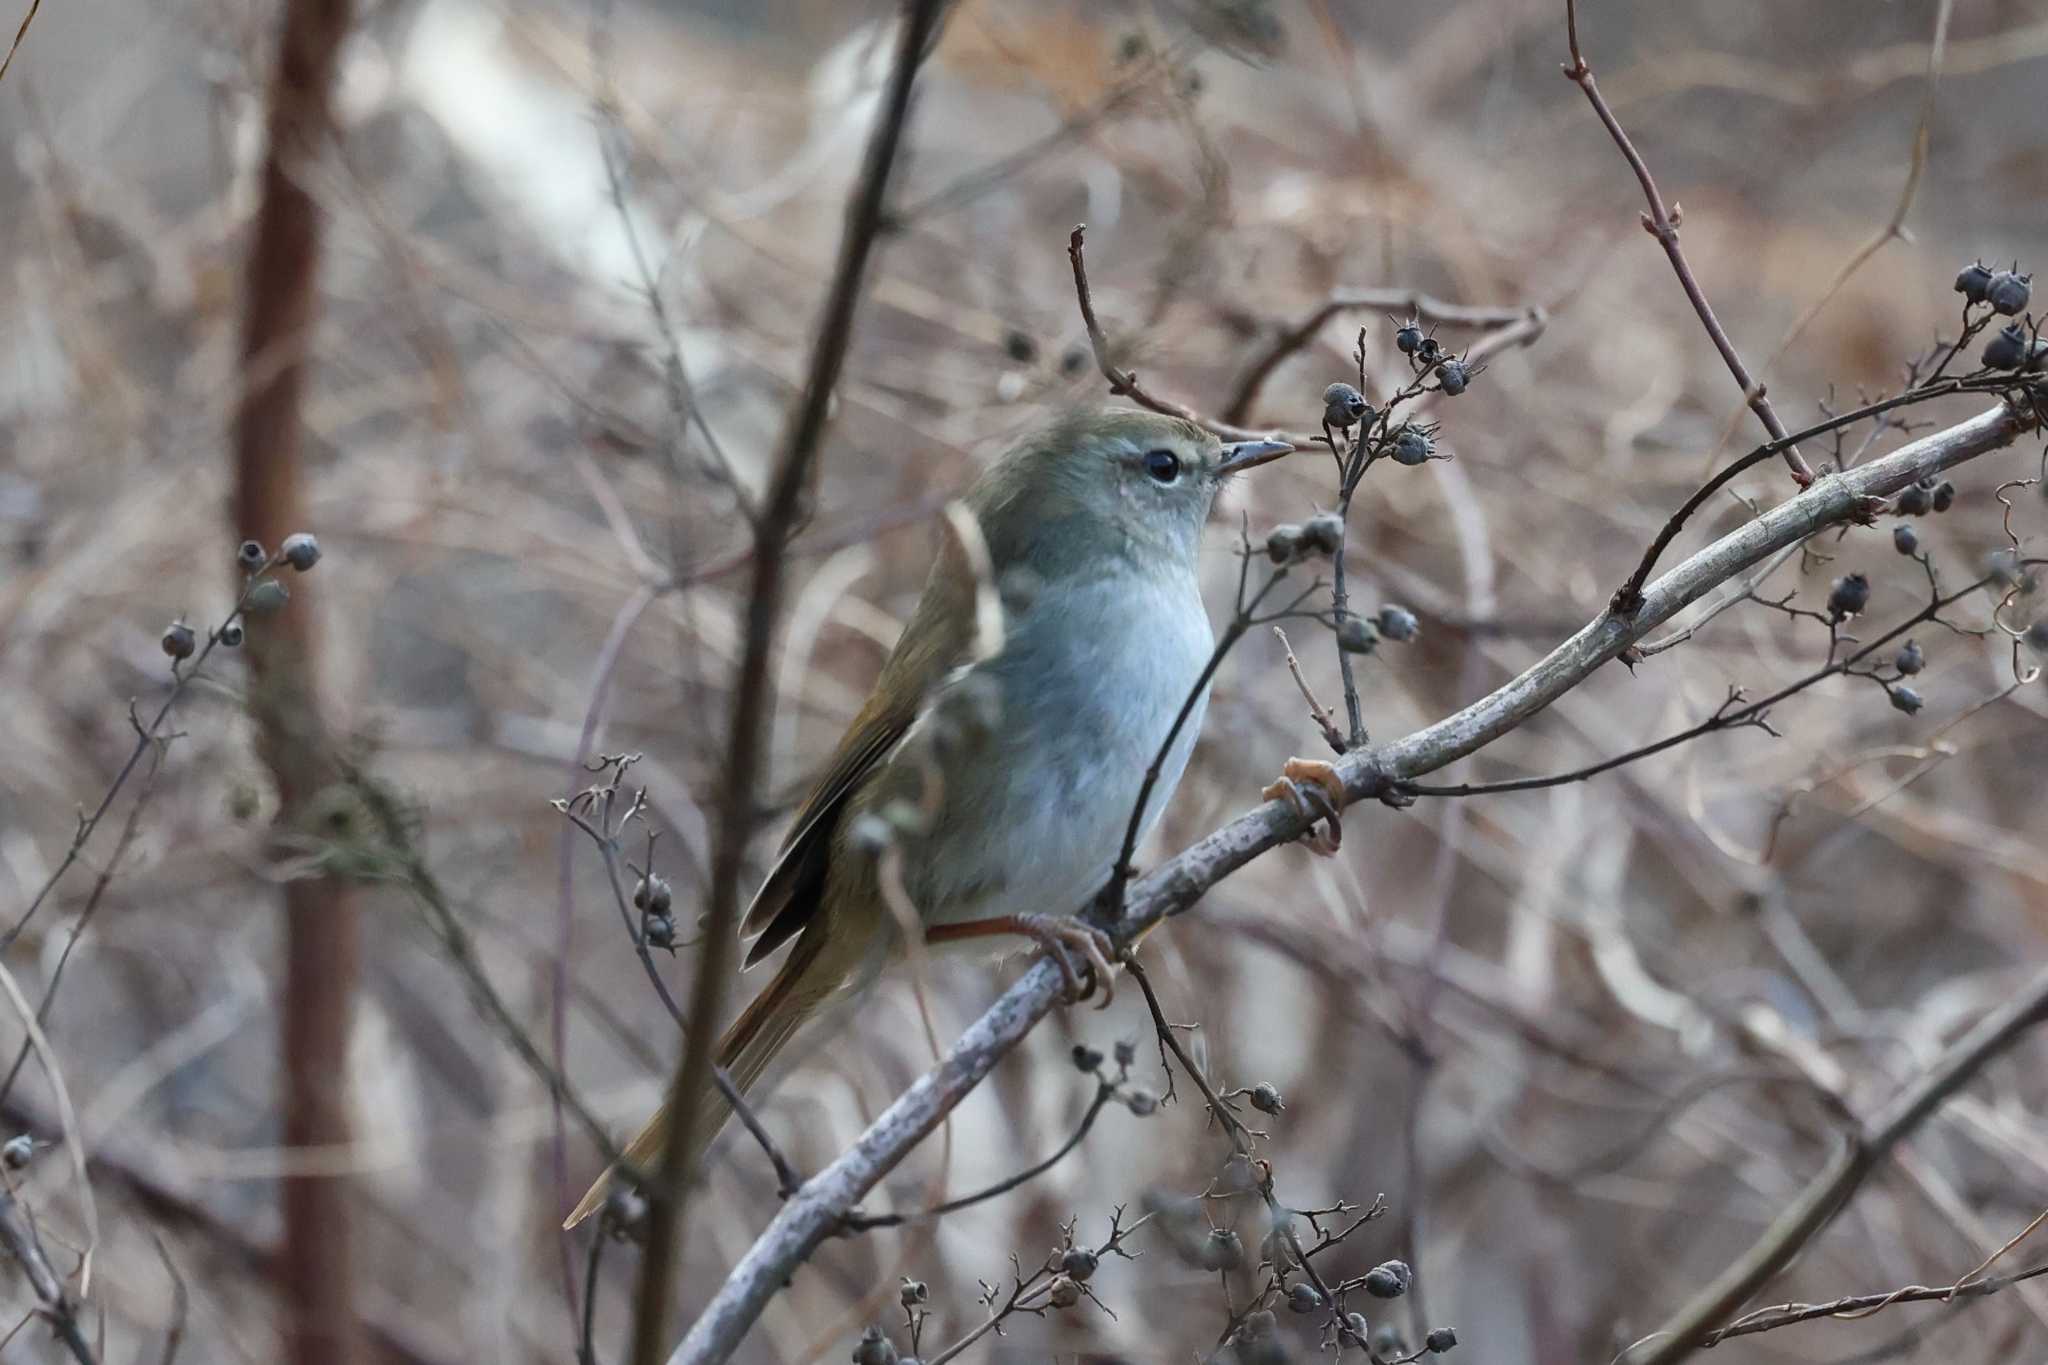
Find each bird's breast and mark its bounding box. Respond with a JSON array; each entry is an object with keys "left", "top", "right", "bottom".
[{"left": 912, "top": 569, "right": 1214, "bottom": 927}]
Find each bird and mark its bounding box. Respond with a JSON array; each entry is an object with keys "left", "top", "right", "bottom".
[{"left": 565, "top": 407, "right": 1292, "bottom": 1228}]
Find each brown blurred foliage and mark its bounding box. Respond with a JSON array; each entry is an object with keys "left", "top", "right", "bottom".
[{"left": 2, "top": 0, "right": 2047, "bottom": 1361}]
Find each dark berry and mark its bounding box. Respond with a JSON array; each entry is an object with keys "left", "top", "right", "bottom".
[
  {"left": 642, "top": 912, "right": 676, "bottom": 950},
  {"left": 1435, "top": 359, "right": 1469, "bottom": 396},
  {"left": 280, "top": 532, "right": 321, "bottom": 571},
  {"left": 1414, "top": 336, "right": 1442, "bottom": 365},
  {"left": 1390, "top": 426, "right": 1434, "bottom": 466},
  {"left": 852, "top": 1326, "right": 897, "bottom": 1365},
  {"left": 602, "top": 1188, "right": 648, "bottom": 1242},
  {"left": 1892, "top": 524, "right": 1918, "bottom": 555},
  {"left": 161, "top": 622, "right": 196, "bottom": 660},
  {"left": 1322, "top": 381, "right": 1370, "bottom": 430},
  {"left": 1249, "top": 1082, "right": 1284, "bottom": 1114},
  {"left": 1003, "top": 330, "right": 1036, "bottom": 364},
  {"left": 634, "top": 875, "right": 672, "bottom": 915},
  {"left": 1288, "top": 1283, "right": 1324, "bottom": 1314},
  {"left": 1426, "top": 1327, "right": 1459, "bottom": 1353},
  {"left": 1932, "top": 480, "right": 1956, "bottom": 513},
  {"left": 1395, "top": 322, "right": 1424, "bottom": 354},
  {"left": 1266, "top": 524, "right": 1303, "bottom": 564},
  {"left": 220, "top": 621, "right": 245, "bottom": 647},
  {"left": 1072, "top": 1044, "right": 1104, "bottom": 1073},
  {"left": 1826, "top": 573, "right": 1869, "bottom": 622},
  {"left": 899, "top": 1278, "right": 928, "bottom": 1307},
  {"left": 1895, "top": 639, "right": 1924, "bottom": 675},
  {"left": 1985, "top": 270, "right": 2032, "bottom": 316},
  {"left": 1896, "top": 483, "right": 1932, "bottom": 516},
  {"left": 1300, "top": 512, "right": 1345, "bottom": 556},
  {"left": 1364, "top": 1259, "right": 1412, "bottom": 1298},
  {"left": 1889, "top": 685, "right": 1924, "bottom": 715},
  {"left": 1061, "top": 1247, "right": 1099, "bottom": 1282},
  {"left": 245, "top": 580, "right": 290, "bottom": 614},
  {"left": 1376, "top": 605, "right": 1419, "bottom": 641},
  {"left": 1337, "top": 617, "right": 1379, "bottom": 655},
  {"left": 1955, "top": 262, "right": 1994, "bottom": 303},
  {"left": 237, "top": 539, "right": 267, "bottom": 571},
  {"left": 1200, "top": 1227, "right": 1244, "bottom": 1271},
  {"left": 1984, "top": 323, "right": 2028, "bottom": 369}
]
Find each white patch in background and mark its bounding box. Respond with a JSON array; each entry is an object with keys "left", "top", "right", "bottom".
[{"left": 395, "top": 0, "right": 656, "bottom": 294}]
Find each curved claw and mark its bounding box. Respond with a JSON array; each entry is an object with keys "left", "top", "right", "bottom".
[
  {"left": 1015, "top": 914, "right": 1118, "bottom": 1009},
  {"left": 1261, "top": 757, "right": 1345, "bottom": 856}
]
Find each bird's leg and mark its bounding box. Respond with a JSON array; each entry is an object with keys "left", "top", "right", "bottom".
[
  {"left": 1262, "top": 756, "right": 1346, "bottom": 856},
  {"left": 925, "top": 914, "right": 1118, "bottom": 1009}
]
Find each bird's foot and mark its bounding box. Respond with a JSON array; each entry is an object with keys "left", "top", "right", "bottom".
[
  {"left": 1262, "top": 757, "right": 1345, "bottom": 856},
  {"left": 1013, "top": 914, "right": 1118, "bottom": 1010}
]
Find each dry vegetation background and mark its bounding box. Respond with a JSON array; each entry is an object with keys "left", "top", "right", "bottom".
[{"left": 2, "top": 0, "right": 2048, "bottom": 1361}]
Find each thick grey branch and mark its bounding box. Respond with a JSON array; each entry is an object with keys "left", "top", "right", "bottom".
[{"left": 669, "top": 399, "right": 2030, "bottom": 1365}]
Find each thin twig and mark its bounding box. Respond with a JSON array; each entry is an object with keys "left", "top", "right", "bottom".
[
  {"left": 0, "top": 1189, "right": 93, "bottom": 1364},
  {"left": 1562, "top": 0, "right": 1813, "bottom": 485},
  {"left": 1610, "top": 371, "right": 2017, "bottom": 613},
  {"left": 148, "top": 1234, "right": 187, "bottom": 1365},
  {"left": 1223, "top": 289, "right": 1542, "bottom": 424},
  {"left": 0, "top": 753, "right": 164, "bottom": 1107},
  {"left": 0, "top": 0, "right": 39, "bottom": 86},
  {"left": 1700, "top": 1259, "right": 2048, "bottom": 1344},
  {"left": 1067, "top": 225, "right": 1311, "bottom": 447},
  {"left": 1273, "top": 626, "right": 1345, "bottom": 752},
  {"left": 1402, "top": 565, "right": 2025, "bottom": 797},
  {"left": 842, "top": 1083, "right": 1120, "bottom": 1230},
  {"left": 625, "top": 4, "right": 945, "bottom": 1362}
]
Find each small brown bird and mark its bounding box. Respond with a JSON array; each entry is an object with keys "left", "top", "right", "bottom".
[{"left": 565, "top": 408, "right": 1291, "bottom": 1228}]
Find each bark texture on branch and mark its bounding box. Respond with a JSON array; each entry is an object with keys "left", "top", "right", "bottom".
[{"left": 232, "top": 1, "right": 357, "bottom": 1361}]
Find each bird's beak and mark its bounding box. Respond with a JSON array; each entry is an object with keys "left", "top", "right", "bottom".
[{"left": 1215, "top": 438, "right": 1294, "bottom": 477}]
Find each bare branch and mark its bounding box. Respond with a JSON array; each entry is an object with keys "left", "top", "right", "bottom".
[{"left": 1562, "top": 0, "right": 1814, "bottom": 485}]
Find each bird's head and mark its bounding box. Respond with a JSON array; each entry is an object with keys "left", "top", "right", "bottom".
[{"left": 971, "top": 408, "right": 1292, "bottom": 578}]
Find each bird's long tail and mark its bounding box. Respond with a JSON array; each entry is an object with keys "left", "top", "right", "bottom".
[{"left": 563, "top": 929, "right": 834, "bottom": 1229}]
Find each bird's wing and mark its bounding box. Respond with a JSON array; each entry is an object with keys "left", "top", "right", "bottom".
[
  {"left": 738, "top": 704, "right": 909, "bottom": 968},
  {"left": 738, "top": 524, "right": 978, "bottom": 969}
]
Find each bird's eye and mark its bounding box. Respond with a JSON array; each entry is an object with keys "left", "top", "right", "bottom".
[{"left": 1143, "top": 449, "right": 1181, "bottom": 483}]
